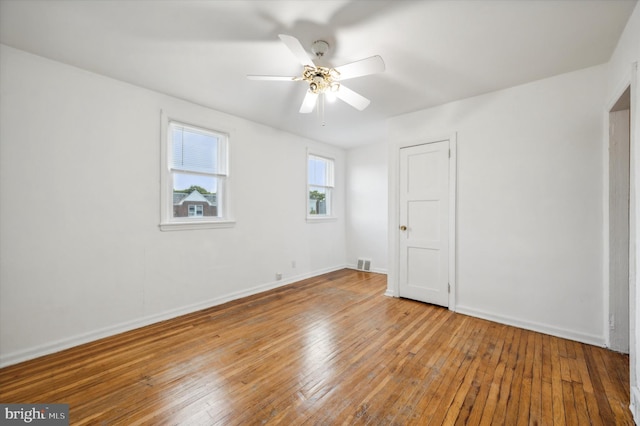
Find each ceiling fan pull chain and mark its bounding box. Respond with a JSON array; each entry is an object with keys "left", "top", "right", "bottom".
[
  {"left": 322, "top": 93, "right": 327, "bottom": 127},
  {"left": 317, "top": 93, "right": 325, "bottom": 127}
]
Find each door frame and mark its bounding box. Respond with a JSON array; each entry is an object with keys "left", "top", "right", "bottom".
[
  {"left": 604, "top": 65, "right": 636, "bottom": 355},
  {"left": 604, "top": 61, "right": 638, "bottom": 421},
  {"left": 386, "top": 134, "right": 457, "bottom": 310},
  {"left": 606, "top": 82, "right": 632, "bottom": 354}
]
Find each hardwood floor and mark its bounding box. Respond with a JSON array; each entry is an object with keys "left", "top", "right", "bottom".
[{"left": 0, "top": 269, "right": 633, "bottom": 425}]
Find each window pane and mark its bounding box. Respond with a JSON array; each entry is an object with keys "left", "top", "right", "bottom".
[
  {"left": 308, "top": 155, "right": 334, "bottom": 188},
  {"left": 308, "top": 158, "right": 323, "bottom": 186},
  {"left": 171, "top": 124, "right": 220, "bottom": 174},
  {"left": 172, "top": 172, "right": 219, "bottom": 218},
  {"left": 308, "top": 186, "right": 331, "bottom": 216}
]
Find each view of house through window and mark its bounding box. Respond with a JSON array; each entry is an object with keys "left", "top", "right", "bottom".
[
  {"left": 308, "top": 154, "right": 334, "bottom": 217},
  {"left": 170, "top": 122, "right": 227, "bottom": 219}
]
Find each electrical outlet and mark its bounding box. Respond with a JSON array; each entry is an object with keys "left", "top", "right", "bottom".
[
  {"left": 276, "top": 273, "right": 282, "bottom": 280},
  {"left": 292, "top": 260, "right": 296, "bottom": 269}
]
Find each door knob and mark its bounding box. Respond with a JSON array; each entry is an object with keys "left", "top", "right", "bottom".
[{"left": 400, "top": 225, "right": 407, "bottom": 231}]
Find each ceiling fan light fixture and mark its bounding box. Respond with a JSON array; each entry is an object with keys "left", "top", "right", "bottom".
[{"left": 301, "top": 65, "right": 342, "bottom": 95}]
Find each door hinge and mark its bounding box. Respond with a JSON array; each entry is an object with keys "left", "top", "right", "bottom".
[
  {"left": 448, "top": 283, "right": 451, "bottom": 293},
  {"left": 448, "top": 149, "right": 451, "bottom": 158}
]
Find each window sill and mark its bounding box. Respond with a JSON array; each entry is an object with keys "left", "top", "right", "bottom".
[
  {"left": 160, "top": 219, "right": 236, "bottom": 231},
  {"left": 306, "top": 216, "right": 337, "bottom": 223}
]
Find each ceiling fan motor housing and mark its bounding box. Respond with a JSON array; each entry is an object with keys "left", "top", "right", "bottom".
[{"left": 311, "top": 40, "right": 330, "bottom": 57}]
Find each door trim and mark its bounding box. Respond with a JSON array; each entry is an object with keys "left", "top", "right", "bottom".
[
  {"left": 386, "top": 133, "right": 457, "bottom": 310},
  {"left": 607, "top": 88, "right": 631, "bottom": 353},
  {"left": 604, "top": 66, "right": 635, "bottom": 354}
]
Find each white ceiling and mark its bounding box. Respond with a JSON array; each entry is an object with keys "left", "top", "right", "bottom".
[{"left": 0, "top": 0, "right": 637, "bottom": 148}]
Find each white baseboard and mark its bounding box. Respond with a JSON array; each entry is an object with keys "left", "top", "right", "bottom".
[
  {"left": 345, "top": 264, "right": 388, "bottom": 275},
  {"left": 0, "top": 265, "right": 347, "bottom": 368},
  {"left": 455, "top": 305, "right": 606, "bottom": 347},
  {"left": 384, "top": 287, "right": 397, "bottom": 297},
  {"left": 632, "top": 386, "right": 640, "bottom": 424}
]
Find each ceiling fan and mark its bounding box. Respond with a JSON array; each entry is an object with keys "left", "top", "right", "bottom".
[{"left": 247, "top": 34, "right": 385, "bottom": 114}]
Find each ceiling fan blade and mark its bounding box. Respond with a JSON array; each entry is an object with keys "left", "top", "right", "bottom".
[
  {"left": 334, "top": 55, "right": 385, "bottom": 81},
  {"left": 246, "top": 75, "right": 297, "bottom": 81},
  {"left": 299, "top": 90, "right": 318, "bottom": 113},
  {"left": 335, "top": 85, "right": 371, "bottom": 111},
  {"left": 279, "top": 34, "right": 315, "bottom": 67}
]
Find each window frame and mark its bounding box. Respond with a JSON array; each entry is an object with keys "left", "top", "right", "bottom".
[
  {"left": 160, "top": 109, "right": 235, "bottom": 231},
  {"left": 306, "top": 151, "right": 337, "bottom": 222}
]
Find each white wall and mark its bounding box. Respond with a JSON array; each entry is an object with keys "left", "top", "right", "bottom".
[
  {"left": 346, "top": 142, "right": 388, "bottom": 273},
  {"left": 606, "top": 2, "right": 640, "bottom": 421},
  {"left": 607, "top": 3, "right": 640, "bottom": 98},
  {"left": 0, "top": 45, "right": 346, "bottom": 366},
  {"left": 388, "top": 64, "right": 607, "bottom": 345}
]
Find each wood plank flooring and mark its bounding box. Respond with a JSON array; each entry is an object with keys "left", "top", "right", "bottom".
[{"left": 0, "top": 269, "right": 633, "bottom": 425}]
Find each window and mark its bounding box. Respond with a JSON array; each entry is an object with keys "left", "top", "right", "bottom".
[
  {"left": 188, "top": 204, "right": 203, "bottom": 217},
  {"left": 160, "top": 111, "right": 233, "bottom": 231},
  {"left": 307, "top": 154, "right": 334, "bottom": 218}
]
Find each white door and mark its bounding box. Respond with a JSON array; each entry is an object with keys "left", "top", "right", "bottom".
[{"left": 399, "top": 141, "right": 449, "bottom": 306}]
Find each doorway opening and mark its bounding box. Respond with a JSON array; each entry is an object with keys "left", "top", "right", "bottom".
[{"left": 609, "top": 85, "right": 631, "bottom": 353}]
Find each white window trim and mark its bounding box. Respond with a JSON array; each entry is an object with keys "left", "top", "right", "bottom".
[
  {"left": 306, "top": 150, "right": 337, "bottom": 222},
  {"left": 160, "top": 109, "right": 235, "bottom": 231},
  {"left": 306, "top": 215, "right": 338, "bottom": 223}
]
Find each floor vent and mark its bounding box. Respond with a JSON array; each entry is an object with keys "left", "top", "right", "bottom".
[{"left": 356, "top": 258, "right": 372, "bottom": 272}]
